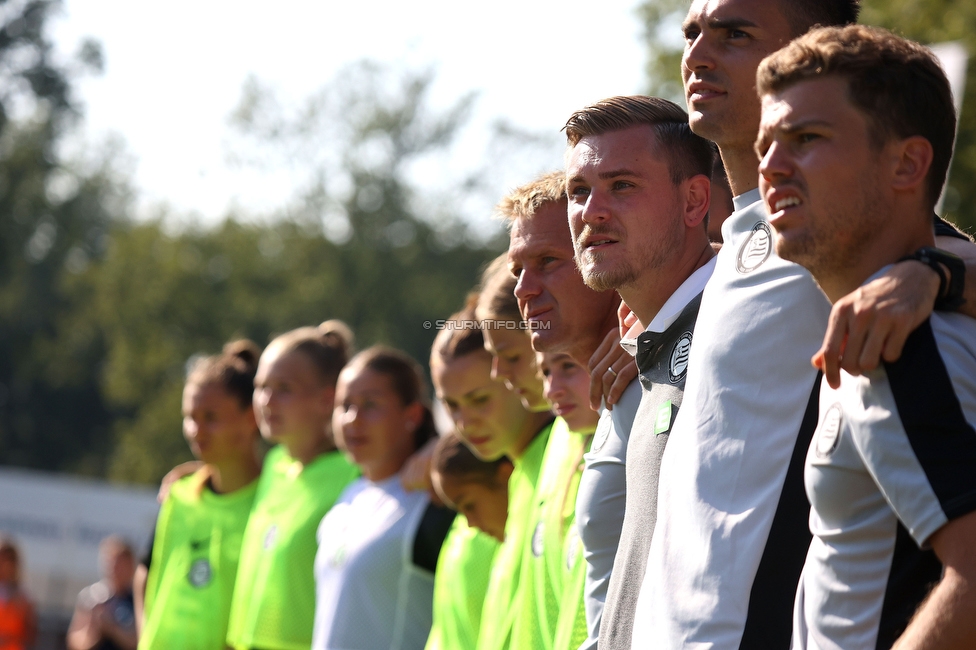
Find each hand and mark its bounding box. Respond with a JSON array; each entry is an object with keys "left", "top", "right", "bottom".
[
  {"left": 618, "top": 300, "right": 640, "bottom": 339},
  {"left": 587, "top": 328, "right": 639, "bottom": 411},
  {"left": 400, "top": 437, "right": 441, "bottom": 505},
  {"left": 815, "top": 260, "right": 939, "bottom": 388},
  {"left": 158, "top": 461, "right": 205, "bottom": 503}
]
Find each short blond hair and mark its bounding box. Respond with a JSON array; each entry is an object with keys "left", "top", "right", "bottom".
[{"left": 494, "top": 171, "right": 566, "bottom": 223}]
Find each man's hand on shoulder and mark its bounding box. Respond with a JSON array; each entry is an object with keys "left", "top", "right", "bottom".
[
  {"left": 814, "top": 262, "right": 939, "bottom": 388},
  {"left": 816, "top": 232, "right": 976, "bottom": 389}
]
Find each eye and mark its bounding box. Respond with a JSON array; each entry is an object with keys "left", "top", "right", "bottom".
[
  {"left": 797, "top": 132, "right": 820, "bottom": 145},
  {"left": 683, "top": 26, "right": 701, "bottom": 43},
  {"left": 612, "top": 180, "right": 634, "bottom": 191},
  {"left": 569, "top": 184, "right": 590, "bottom": 199},
  {"left": 728, "top": 28, "right": 750, "bottom": 39}
]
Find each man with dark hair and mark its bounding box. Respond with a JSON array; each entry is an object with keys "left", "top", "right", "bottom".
[
  {"left": 631, "top": 1, "right": 976, "bottom": 649},
  {"left": 757, "top": 25, "right": 976, "bottom": 649},
  {"left": 563, "top": 95, "right": 716, "bottom": 650},
  {"left": 780, "top": 0, "right": 860, "bottom": 37}
]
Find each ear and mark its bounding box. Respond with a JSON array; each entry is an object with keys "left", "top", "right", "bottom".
[
  {"left": 403, "top": 401, "right": 425, "bottom": 432},
  {"left": 890, "top": 136, "right": 934, "bottom": 194},
  {"left": 682, "top": 174, "right": 711, "bottom": 229}
]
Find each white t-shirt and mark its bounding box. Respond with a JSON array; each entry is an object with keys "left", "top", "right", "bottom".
[
  {"left": 632, "top": 190, "right": 831, "bottom": 649},
  {"left": 313, "top": 475, "right": 434, "bottom": 650},
  {"left": 794, "top": 306, "right": 976, "bottom": 650}
]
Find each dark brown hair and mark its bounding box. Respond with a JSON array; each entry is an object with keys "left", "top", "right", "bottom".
[
  {"left": 564, "top": 95, "right": 714, "bottom": 185},
  {"left": 432, "top": 431, "right": 511, "bottom": 488},
  {"left": 186, "top": 339, "right": 261, "bottom": 408},
  {"left": 267, "top": 320, "right": 355, "bottom": 387},
  {"left": 475, "top": 253, "right": 521, "bottom": 324},
  {"left": 345, "top": 346, "right": 437, "bottom": 451},
  {"left": 780, "top": 0, "right": 860, "bottom": 37},
  {"left": 431, "top": 297, "right": 487, "bottom": 364},
  {"left": 757, "top": 25, "right": 956, "bottom": 208}
]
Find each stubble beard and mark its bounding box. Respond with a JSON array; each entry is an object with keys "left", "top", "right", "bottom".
[
  {"left": 575, "top": 214, "right": 684, "bottom": 294},
  {"left": 778, "top": 178, "right": 889, "bottom": 285}
]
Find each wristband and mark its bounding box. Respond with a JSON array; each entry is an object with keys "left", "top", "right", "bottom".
[{"left": 898, "top": 246, "right": 966, "bottom": 311}]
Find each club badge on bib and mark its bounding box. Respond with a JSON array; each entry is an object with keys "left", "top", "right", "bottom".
[
  {"left": 531, "top": 522, "right": 544, "bottom": 558},
  {"left": 669, "top": 332, "right": 693, "bottom": 384},
  {"left": 815, "top": 404, "right": 843, "bottom": 458},
  {"left": 736, "top": 222, "right": 773, "bottom": 273},
  {"left": 188, "top": 558, "right": 213, "bottom": 588}
]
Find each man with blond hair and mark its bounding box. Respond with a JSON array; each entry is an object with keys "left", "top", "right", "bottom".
[
  {"left": 502, "top": 171, "right": 642, "bottom": 650},
  {"left": 757, "top": 25, "right": 976, "bottom": 649}
]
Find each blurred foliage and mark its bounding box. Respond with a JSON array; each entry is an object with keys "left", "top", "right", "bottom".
[
  {"left": 637, "top": 0, "right": 976, "bottom": 233},
  {"left": 0, "top": 7, "right": 502, "bottom": 483}
]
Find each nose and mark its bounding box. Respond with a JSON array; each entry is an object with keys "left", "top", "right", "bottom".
[
  {"left": 683, "top": 31, "right": 715, "bottom": 75},
  {"left": 758, "top": 140, "right": 792, "bottom": 185},
  {"left": 545, "top": 377, "right": 567, "bottom": 404},
  {"left": 579, "top": 189, "right": 610, "bottom": 226},
  {"left": 513, "top": 268, "right": 540, "bottom": 311}
]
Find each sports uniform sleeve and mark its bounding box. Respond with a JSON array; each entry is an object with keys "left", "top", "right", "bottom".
[
  {"left": 865, "top": 318, "right": 976, "bottom": 547},
  {"left": 412, "top": 504, "right": 456, "bottom": 574}
]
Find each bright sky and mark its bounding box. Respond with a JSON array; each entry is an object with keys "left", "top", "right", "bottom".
[{"left": 50, "top": 0, "right": 647, "bottom": 225}]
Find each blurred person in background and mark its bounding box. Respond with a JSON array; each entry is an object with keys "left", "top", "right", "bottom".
[
  {"left": 432, "top": 280, "right": 555, "bottom": 650},
  {"left": 535, "top": 352, "right": 600, "bottom": 650},
  {"left": 67, "top": 536, "right": 137, "bottom": 650},
  {"left": 477, "top": 254, "right": 551, "bottom": 415},
  {"left": 0, "top": 537, "right": 36, "bottom": 650},
  {"left": 135, "top": 340, "right": 263, "bottom": 650},
  {"left": 425, "top": 298, "right": 532, "bottom": 650},
  {"left": 465, "top": 258, "right": 557, "bottom": 650},
  {"left": 427, "top": 431, "right": 510, "bottom": 650},
  {"left": 312, "top": 346, "right": 455, "bottom": 650},
  {"left": 225, "top": 321, "right": 360, "bottom": 650}
]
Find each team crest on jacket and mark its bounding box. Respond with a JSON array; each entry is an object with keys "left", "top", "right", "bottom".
[
  {"left": 188, "top": 558, "right": 213, "bottom": 588},
  {"left": 668, "top": 332, "right": 693, "bottom": 384},
  {"left": 736, "top": 222, "right": 773, "bottom": 273},
  {"left": 815, "top": 404, "right": 843, "bottom": 458},
  {"left": 532, "top": 522, "right": 544, "bottom": 557}
]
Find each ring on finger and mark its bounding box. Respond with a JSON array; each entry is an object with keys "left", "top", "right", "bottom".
[{"left": 606, "top": 367, "right": 618, "bottom": 379}]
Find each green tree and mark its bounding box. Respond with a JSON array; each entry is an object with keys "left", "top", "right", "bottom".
[
  {"left": 98, "top": 62, "right": 502, "bottom": 484},
  {"left": 637, "top": 0, "right": 976, "bottom": 233},
  {"left": 0, "top": 0, "right": 121, "bottom": 473}
]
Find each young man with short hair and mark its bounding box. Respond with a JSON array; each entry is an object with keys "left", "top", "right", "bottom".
[
  {"left": 563, "top": 94, "right": 716, "bottom": 649},
  {"left": 756, "top": 24, "right": 976, "bottom": 649}
]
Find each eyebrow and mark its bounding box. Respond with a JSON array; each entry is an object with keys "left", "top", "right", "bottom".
[
  {"left": 568, "top": 168, "right": 641, "bottom": 185},
  {"left": 684, "top": 15, "right": 759, "bottom": 32},
  {"left": 777, "top": 119, "right": 835, "bottom": 134}
]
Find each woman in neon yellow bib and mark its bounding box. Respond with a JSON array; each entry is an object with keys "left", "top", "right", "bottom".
[
  {"left": 138, "top": 340, "right": 263, "bottom": 650},
  {"left": 226, "top": 321, "right": 360, "bottom": 650}
]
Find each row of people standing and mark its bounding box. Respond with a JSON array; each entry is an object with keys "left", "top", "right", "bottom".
[{"left": 133, "top": 267, "right": 607, "bottom": 650}]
